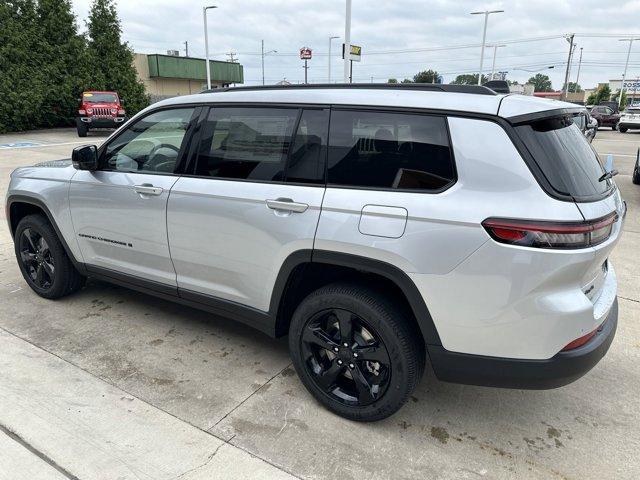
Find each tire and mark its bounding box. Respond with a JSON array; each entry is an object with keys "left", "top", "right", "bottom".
[
  {"left": 14, "top": 214, "right": 86, "bottom": 299},
  {"left": 612, "top": 125, "right": 617, "bottom": 131},
  {"left": 77, "top": 124, "right": 88, "bottom": 137},
  {"left": 289, "top": 282, "right": 425, "bottom": 422},
  {"left": 633, "top": 158, "right": 640, "bottom": 185},
  {"left": 619, "top": 126, "right": 628, "bottom": 133}
]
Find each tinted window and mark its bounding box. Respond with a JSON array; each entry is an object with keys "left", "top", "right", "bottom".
[
  {"left": 195, "top": 107, "right": 298, "bottom": 181},
  {"left": 286, "top": 109, "right": 328, "bottom": 184},
  {"left": 515, "top": 115, "right": 612, "bottom": 199},
  {"left": 327, "top": 110, "right": 454, "bottom": 191},
  {"left": 103, "top": 108, "right": 194, "bottom": 174}
]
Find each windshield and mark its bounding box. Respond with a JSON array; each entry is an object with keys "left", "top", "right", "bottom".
[
  {"left": 83, "top": 93, "right": 118, "bottom": 103},
  {"left": 515, "top": 115, "right": 612, "bottom": 200}
]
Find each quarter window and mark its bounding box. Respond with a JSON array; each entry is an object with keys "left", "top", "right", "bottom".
[
  {"left": 327, "top": 110, "right": 455, "bottom": 191},
  {"left": 102, "top": 108, "right": 195, "bottom": 174},
  {"left": 195, "top": 107, "right": 298, "bottom": 181}
]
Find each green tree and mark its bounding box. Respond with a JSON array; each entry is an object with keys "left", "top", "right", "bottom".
[
  {"left": 37, "top": 0, "right": 90, "bottom": 127},
  {"left": 0, "top": 0, "right": 49, "bottom": 133},
  {"left": 567, "top": 82, "right": 582, "bottom": 93},
  {"left": 413, "top": 69, "right": 440, "bottom": 84},
  {"left": 387, "top": 78, "right": 398, "bottom": 84},
  {"left": 451, "top": 73, "right": 489, "bottom": 85},
  {"left": 610, "top": 90, "right": 628, "bottom": 109},
  {"left": 86, "top": 0, "right": 148, "bottom": 114},
  {"left": 527, "top": 74, "right": 553, "bottom": 92},
  {"left": 400, "top": 78, "right": 413, "bottom": 83}
]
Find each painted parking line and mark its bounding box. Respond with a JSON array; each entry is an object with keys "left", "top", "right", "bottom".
[{"left": 0, "top": 140, "right": 104, "bottom": 150}]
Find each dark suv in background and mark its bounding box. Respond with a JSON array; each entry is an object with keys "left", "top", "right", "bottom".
[{"left": 590, "top": 105, "right": 621, "bottom": 130}]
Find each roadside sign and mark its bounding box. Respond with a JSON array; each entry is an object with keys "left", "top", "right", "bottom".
[
  {"left": 342, "top": 44, "right": 362, "bottom": 62},
  {"left": 299, "top": 47, "right": 312, "bottom": 60}
]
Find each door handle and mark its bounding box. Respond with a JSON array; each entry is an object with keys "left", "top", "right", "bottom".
[
  {"left": 266, "top": 198, "right": 309, "bottom": 213},
  {"left": 134, "top": 184, "right": 163, "bottom": 196}
]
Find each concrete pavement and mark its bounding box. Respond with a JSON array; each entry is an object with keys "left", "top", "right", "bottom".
[{"left": 0, "top": 128, "right": 639, "bottom": 479}]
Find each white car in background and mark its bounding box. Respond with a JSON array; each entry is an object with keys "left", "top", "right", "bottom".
[{"left": 618, "top": 106, "right": 640, "bottom": 133}]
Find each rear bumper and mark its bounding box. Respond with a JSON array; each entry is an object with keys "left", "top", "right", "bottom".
[
  {"left": 427, "top": 297, "right": 618, "bottom": 390},
  {"left": 618, "top": 122, "right": 640, "bottom": 129}
]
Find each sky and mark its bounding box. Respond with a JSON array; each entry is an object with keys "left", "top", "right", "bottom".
[{"left": 70, "top": 0, "right": 640, "bottom": 89}]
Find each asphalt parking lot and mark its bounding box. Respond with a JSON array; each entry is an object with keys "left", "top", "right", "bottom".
[{"left": 0, "top": 127, "right": 639, "bottom": 480}]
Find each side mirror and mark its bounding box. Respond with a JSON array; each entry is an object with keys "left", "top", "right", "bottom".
[{"left": 72, "top": 145, "right": 99, "bottom": 171}]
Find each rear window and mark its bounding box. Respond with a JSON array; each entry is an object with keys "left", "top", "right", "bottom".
[{"left": 515, "top": 115, "right": 613, "bottom": 199}]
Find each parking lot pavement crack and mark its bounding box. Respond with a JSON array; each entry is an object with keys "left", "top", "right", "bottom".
[
  {"left": 173, "top": 440, "right": 227, "bottom": 480},
  {"left": 620, "top": 295, "right": 640, "bottom": 304},
  {"left": 0, "top": 423, "right": 80, "bottom": 480},
  {"left": 208, "top": 363, "right": 294, "bottom": 432}
]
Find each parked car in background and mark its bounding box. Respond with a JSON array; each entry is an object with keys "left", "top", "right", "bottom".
[
  {"left": 590, "top": 105, "right": 621, "bottom": 130},
  {"left": 76, "top": 91, "right": 127, "bottom": 137},
  {"left": 618, "top": 106, "right": 640, "bottom": 133},
  {"left": 7, "top": 84, "right": 625, "bottom": 421}
]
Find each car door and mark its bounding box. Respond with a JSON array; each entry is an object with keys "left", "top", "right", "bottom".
[
  {"left": 167, "top": 106, "right": 328, "bottom": 313},
  {"left": 69, "top": 107, "right": 198, "bottom": 286}
]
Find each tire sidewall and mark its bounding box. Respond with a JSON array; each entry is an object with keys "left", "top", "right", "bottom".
[
  {"left": 289, "top": 286, "right": 418, "bottom": 421},
  {"left": 14, "top": 216, "right": 69, "bottom": 298}
]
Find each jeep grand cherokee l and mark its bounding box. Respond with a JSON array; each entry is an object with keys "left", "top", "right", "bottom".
[{"left": 6, "top": 84, "right": 625, "bottom": 421}]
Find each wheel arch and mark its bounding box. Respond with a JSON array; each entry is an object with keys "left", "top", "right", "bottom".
[
  {"left": 7, "top": 195, "right": 85, "bottom": 274},
  {"left": 270, "top": 249, "right": 442, "bottom": 346}
]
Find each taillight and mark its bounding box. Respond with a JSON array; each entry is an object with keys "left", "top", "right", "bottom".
[
  {"left": 562, "top": 325, "right": 600, "bottom": 351},
  {"left": 482, "top": 211, "right": 618, "bottom": 249}
]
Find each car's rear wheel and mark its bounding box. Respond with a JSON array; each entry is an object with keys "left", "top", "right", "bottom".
[
  {"left": 15, "top": 214, "right": 85, "bottom": 299},
  {"left": 289, "top": 283, "right": 425, "bottom": 422}
]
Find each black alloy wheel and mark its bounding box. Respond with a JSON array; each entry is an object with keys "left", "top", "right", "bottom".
[
  {"left": 301, "top": 308, "right": 392, "bottom": 406},
  {"left": 19, "top": 228, "right": 55, "bottom": 290},
  {"left": 14, "top": 214, "right": 85, "bottom": 299},
  {"left": 289, "top": 283, "right": 425, "bottom": 421}
]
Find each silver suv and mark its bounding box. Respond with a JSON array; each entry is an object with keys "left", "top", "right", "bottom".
[{"left": 6, "top": 84, "right": 625, "bottom": 421}]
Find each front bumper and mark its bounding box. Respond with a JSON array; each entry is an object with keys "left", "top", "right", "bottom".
[
  {"left": 77, "top": 116, "right": 126, "bottom": 128},
  {"left": 427, "top": 297, "right": 618, "bottom": 389}
]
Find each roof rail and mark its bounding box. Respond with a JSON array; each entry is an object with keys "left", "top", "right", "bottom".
[{"left": 201, "top": 83, "right": 498, "bottom": 96}]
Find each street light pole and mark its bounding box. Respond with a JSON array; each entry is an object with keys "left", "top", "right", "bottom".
[
  {"left": 343, "top": 0, "right": 352, "bottom": 84},
  {"left": 619, "top": 38, "right": 640, "bottom": 108},
  {"left": 328, "top": 35, "right": 339, "bottom": 83},
  {"left": 203, "top": 5, "right": 217, "bottom": 90},
  {"left": 471, "top": 10, "right": 504, "bottom": 85},
  {"left": 574, "top": 47, "right": 583, "bottom": 93},
  {"left": 260, "top": 41, "right": 277, "bottom": 86},
  {"left": 489, "top": 44, "right": 506, "bottom": 79}
]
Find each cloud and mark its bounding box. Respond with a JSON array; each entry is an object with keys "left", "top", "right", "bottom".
[{"left": 71, "top": 0, "right": 640, "bottom": 88}]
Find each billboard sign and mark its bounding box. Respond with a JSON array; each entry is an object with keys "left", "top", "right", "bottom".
[{"left": 342, "top": 44, "right": 362, "bottom": 62}]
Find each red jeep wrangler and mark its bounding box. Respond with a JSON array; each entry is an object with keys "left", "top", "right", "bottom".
[{"left": 76, "top": 91, "right": 127, "bottom": 137}]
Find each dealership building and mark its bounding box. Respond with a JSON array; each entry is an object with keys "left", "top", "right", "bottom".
[{"left": 134, "top": 53, "right": 244, "bottom": 102}]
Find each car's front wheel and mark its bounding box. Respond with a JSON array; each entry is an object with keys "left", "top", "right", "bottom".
[
  {"left": 619, "top": 126, "right": 628, "bottom": 133},
  {"left": 633, "top": 156, "right": 640, "bottom": 185},
  {"left": 289, "top": 283, "right": 425, "bottom": 421},
  {"left": 14, "top": 214, "right": 86, "bottom": 299}
]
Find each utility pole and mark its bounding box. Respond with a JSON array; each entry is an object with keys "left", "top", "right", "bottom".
[
  {"left": 561, "top": 34, "right": 575, "bottom": 101},
  {"left": 226, "top": 52, "right": 238, "bottom": 63},
  {"left": 203, "top": 6, "right": 217, "bottom": 90},
  {"left": 618, "top": 38, "right": 640, "bottom": 108},
  {"left": 184, "top": 41, "right": 189, "bottom": 57},
  {"left": 328, "top": 35, "right": 339, "bottom": 83},
  {"left": 470, "top": 10, "right": 504, "bottom": 85},
  {"left": 343, "top": 0, "right": 352, "bottom": 83},
  {"left": 261, "top": 40, "right": 264, "bottom": 85}
]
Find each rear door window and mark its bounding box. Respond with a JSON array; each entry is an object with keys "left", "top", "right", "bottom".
[
  {"left": 515, "top": 115, "right": 613, "bottom": 200},
  {"left": 327, "top": 110, "right": 455, "bottom": 191}
]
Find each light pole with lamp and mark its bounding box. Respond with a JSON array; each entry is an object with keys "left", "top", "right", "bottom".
[
  {"left": 470, "top": 10, "right": 504, "bottom": 85},
  {"left": 328, "top": 35, "right": 339, "bottom": 83},
  {"left": 261, "top": 40, "right": 277, "bottom": 86},
  {"left": 203, "top": 5, "right": 217, "bottom": 90},
  {"left": 618, "top": 38, "right": 640, "bottom": 108},
  {"left": 488, "top": 44, "right": 506, "bottom": 80}
]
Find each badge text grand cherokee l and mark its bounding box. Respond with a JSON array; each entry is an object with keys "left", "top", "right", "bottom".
[{"left": 6, "top": 84, "right": 625, "bottom": 421}]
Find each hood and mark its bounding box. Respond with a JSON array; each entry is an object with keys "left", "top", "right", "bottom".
[{"left": 11, "top": 159, "right": 75, "bottom": 181}]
